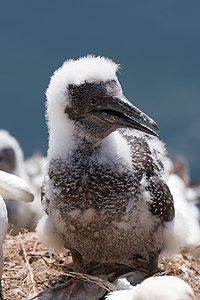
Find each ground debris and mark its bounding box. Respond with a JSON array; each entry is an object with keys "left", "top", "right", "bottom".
[{"left": 2, "top": 231, "right": 200, "bottom": 299}]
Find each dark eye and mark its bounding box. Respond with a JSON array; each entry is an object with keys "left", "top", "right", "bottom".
[{"left": 90, "top": 97, "right": 97, "bottom": 105}]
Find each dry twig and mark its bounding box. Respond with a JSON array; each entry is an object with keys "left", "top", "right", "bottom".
[{"left": 19, "top": 233, "right": 37, "bottom": 296}]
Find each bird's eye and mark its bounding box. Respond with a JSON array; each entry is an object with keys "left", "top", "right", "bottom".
[{"left": 90, "top": 97, "right": 97, "bottom": 105}]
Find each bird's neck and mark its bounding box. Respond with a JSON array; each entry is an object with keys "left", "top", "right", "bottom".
[
  {"left": 48, "top": 125, "right": 133, "bottom": 171},
  {"left": 48, "top": 124, "right": 102, "bottom": 160}
]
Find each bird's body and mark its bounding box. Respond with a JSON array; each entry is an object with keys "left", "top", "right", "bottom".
[
  {"left": 39, "top": 56, "right": 175, "bottom": 273},
  {"left": 43, "top": 130, "right": 170, "bottom": 265}
]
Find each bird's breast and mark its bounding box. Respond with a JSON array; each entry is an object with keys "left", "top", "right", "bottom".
[
  {"left": 43, "top": 158, "right": 164, "bottom": 264},
  {"left": 46, "top": 158, "right": 140, "bottom": 216}
]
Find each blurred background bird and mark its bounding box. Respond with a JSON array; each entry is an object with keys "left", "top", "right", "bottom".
[
  {"left": 0, "top": 170, "right": 34, "bottom": 299},
  {"left": 166, "top": 156, "right": 200, "bottom": 256},
  {"left": 0, "top": 130, "right": 44, "bottom": 235}
]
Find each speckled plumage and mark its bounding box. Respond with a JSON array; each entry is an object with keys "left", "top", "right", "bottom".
[
  {"left": 41, "top": 56, "right": 175, "bottom": 272},
  {"left": 42, "top": 131, "right": 173, "bottom": 267}
]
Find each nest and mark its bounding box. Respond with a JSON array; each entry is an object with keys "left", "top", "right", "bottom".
[{"left": 2, "top": 231, "right": 200, "bottom": 299}]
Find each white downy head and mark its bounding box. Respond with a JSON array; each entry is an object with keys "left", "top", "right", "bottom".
[{"left": 46, "top": 55, "right": 159, "bottom": 159}]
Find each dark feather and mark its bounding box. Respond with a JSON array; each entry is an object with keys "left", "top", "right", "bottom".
[{"left": 122, "top": 130, "right": 175, "bottom": 222}]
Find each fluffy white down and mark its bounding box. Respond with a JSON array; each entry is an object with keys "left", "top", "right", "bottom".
[
  {"left": 106, "top": 276, "right": 196, "bottom": 300},
  {"left": 37, "top": 214, "right": 67, "bottom": 254},
  {"left": 46, "top": 56, "right": 120, "bottom": 159},
  {"left": 164, "top": 174, "right": 200, "bottom": 252},
  {"left": 47, "top": 55, "right": 119, "bottom": 104},
  {"left": 99, "top": 131, "right": 132, "bottom": 168}
]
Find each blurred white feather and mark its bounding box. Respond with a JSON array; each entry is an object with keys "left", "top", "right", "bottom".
[
  {"left": 106, "top": 276, "right": 196, "bottom": 300},
  {"left": 165, "top": 156, "right": 200, "bottom": 255}
]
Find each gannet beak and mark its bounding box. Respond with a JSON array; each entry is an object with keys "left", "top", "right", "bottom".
[
  {"left": 88, "top": 95, "right": 159, "bottom": 137},
  {"left": 0, "top": 171, "right": 34, "bottom": 202}
]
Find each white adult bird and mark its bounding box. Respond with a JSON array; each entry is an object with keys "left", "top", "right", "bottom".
[
  {"left": 0, "top": 170, "right": 34, "bottom": 299},
  {"left": 106, "top": 276, "right": 197, "bottom": 300}
]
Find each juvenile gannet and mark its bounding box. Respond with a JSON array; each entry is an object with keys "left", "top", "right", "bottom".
[{"left": 38, "top": 56, "right": 176, "bottom": 275}]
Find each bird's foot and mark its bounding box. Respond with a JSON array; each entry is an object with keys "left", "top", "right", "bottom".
[
  {"left": 148, "top": 253, "right": 160, "bottom": 276},
  {"left": 66, "top": 279, "right": 83, "bottom": 300},
  {"left": 70, "top": 249, "right": 83, "bottom": 273},
  {"left": 66, "top": 249, "right": 106, "bottom": 299},
  {"left": 66, "top": 279, "right": 106, "bottom": 300}
]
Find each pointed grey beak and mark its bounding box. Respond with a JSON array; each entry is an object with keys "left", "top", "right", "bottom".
[{"left": 88, "top": 95, "right": 159, "bottom": 137}]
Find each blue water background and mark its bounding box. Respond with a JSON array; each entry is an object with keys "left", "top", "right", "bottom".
[{"left": 0, "top": 0, "right": 199, "bottom": 179}]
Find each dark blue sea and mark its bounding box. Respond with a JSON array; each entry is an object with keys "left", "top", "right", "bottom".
[{"left": 0, "top": 0, "right": 199, "bottom": 179}]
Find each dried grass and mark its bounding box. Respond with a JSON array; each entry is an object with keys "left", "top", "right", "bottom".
[{"left": 2, "top": 231, "right": 200, "bottom": 299}]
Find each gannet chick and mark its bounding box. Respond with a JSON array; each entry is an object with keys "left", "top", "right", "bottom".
[
  {"left": 106, "top": 276, "right": 196, "bottom": 300},
  {"left": 0, "top": 170, "right": 34, "bottom": 299},
  {"left": 38, "top": 55, "right": 176, "bottom": 276},
  {"left": 0, "top": 130, "right": 42, "bottom": 235}
]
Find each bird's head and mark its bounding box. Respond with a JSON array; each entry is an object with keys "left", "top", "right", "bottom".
[
  {"left": 0, "top": 130, "right": 27, "bottom": 179},
  {"left": 46, "top": 56, "right": 159, "bottom": 150},
  {"left": 0, "top": 130, "right": 16, "bottom": 173}
]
